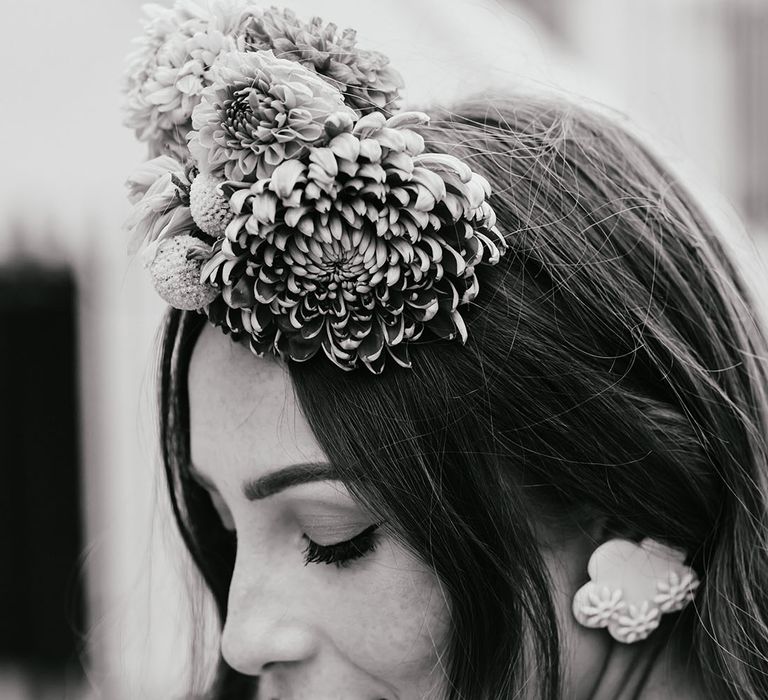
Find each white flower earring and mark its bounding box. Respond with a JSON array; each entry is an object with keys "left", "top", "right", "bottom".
[{"left": 572, "top": 538, "right": 700, "bottom": 643}]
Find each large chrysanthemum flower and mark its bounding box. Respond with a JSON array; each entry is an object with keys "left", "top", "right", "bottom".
[
  {"left": 123, "top": 0, "right": 250, "bottom": 158},
  {"left": 242, "top": 7, "right": 403, "bottom": 114},
  {"left": 188, "top": 50, "right": 357, "bottom": 182},
  {"left": 124, "top": 155, "right": 195, "bottom": 263},
  {"left": 199, "top": 110, "right": 506, "bottom": 373}
]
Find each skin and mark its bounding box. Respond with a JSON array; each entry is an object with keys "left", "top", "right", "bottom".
[{"left": 187, "top": 325, "right": 704, "bottom": 700}]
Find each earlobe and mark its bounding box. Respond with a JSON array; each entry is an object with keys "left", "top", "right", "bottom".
[{"left": 572, "top": 538, "right": 700, "bottom": 644}]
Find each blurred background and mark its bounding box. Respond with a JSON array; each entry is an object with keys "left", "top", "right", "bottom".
[{"left": 1, "top": 0, "right": 766, "bottom": 697}]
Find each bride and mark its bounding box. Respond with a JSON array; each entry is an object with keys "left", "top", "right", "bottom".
[{"left": 124, "top": 3, "right": 768, "bottom": 698}]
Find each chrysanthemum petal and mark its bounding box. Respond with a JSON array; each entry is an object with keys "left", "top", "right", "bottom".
[
  {"left": 386, "top": 341, "right": 412, "bottom": 368},
  {"left": 424, "top": 311, "right": 457, "bottom": 340},
  {"left": 452, "top": 309, "right": 468, "bottom": 344},
  {"left": 269, "top": 159, "right": 308, "bottom": 199},
  {"left": 353, "top": 111, "right": 387, "bottom": 137},
  {"left": 384, "top": 111, "right": 430, "bottom": 129},
  {"left": 413, "top": 153, "right": 473, "bottom": 182},
  {"left": 440, "top": 245, "right": 467, "bottom": 277},
  {"left": 329, "top": 132, "right": 361, "bottom": 161},
  {"left": 288, "top": 333, "right": 322, "bottom": 362}
]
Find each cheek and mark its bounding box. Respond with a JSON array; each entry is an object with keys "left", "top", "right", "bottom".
[{"left": 329, "top": 540, "right": 451, "bottom": 689}]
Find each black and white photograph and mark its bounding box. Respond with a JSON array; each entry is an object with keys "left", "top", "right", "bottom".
[{"left": 2, "top": 1, "right": 768, "bottom": 698}]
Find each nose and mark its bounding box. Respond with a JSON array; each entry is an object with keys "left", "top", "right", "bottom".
[
  {"left": 220, "top": 558, "right": 320, "bottom": 676},
  {"left": 221, "top": 615, "right": 320, "bottom": 676}
]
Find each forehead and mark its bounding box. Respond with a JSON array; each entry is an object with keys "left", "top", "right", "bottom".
[{"left": 187, "top": 325, "right": 327, "bottom": 487}]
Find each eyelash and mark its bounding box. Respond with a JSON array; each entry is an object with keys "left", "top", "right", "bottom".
[{"left": 302, "top": 524, "right": 380, "bottom": 569}]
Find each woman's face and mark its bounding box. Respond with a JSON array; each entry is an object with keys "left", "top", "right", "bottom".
[{"left": 188, "top": 326, "right": 452, "bottom": 700}]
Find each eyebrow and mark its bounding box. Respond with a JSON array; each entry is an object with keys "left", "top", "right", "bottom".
[
  {"left": 189, "top": 461, "right": 339, "bottom": 500},
  {"left": 242, "top": 462, "right": 338, "bottom": 500}
]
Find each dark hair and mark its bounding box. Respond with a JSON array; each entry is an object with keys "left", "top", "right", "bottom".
[{"left": 159, "top": 91, "right": 768, "bottom": 699}]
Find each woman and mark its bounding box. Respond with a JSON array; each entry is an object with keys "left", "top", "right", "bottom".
[{"left": 125, "top": 3, "right": 768, "bottom": 698}]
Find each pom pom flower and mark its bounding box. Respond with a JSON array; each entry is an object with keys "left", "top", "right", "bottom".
[
  {"left": 243, "top": 7, "right": 403, "bottom": 114},
  {"left": 188, "top": 50, "right": 357, "bottom": 181},
  {"left": 198, "top": 109, "right": 507, "bottom": 373},
  {"left": 123, "top": 4, "right": 506, "bottom": 373},
  {"left": 122, "top": 0, "right": 249, "bottom": 157},
  {"left": 122, "top": 1, "right": 403, "bottom": 159}
]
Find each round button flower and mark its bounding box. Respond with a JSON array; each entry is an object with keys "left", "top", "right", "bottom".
[
  {"left": 149, "top": 233, "right": 219, "bottom": 310},
  {"left": 189, "top": 171, "right": 235, "bottom": 237},
  {"left": 188, "top": 50, "right": 357, "bottom": 182}
]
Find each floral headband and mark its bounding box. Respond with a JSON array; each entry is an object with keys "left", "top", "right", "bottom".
[{"left": 123, "top": 0, "right": 508, "bottom": 373}]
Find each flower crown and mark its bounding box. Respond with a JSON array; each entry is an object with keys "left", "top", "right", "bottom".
[{"left": 123, "top": 0, "right": 508, "bottom": 373}]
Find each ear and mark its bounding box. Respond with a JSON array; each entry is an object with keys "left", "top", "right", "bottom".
[
  {"left": 552, "top": 510, "right": 611, "bottom": 551},
  {"left": 594, "top": 515, "right": 644, "bottom": 547},
  {"left": 587, "top": 515, "right": 611, "bottom": 545}
]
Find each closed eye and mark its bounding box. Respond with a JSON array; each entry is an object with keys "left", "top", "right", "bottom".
[{"left": 302, "top": 524, "right": 380, "bottom": 568}]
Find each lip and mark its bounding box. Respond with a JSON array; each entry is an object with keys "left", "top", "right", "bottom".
[
  {"left": 256, "top": 674, "right": 395, "bottom": 700},
  {"left": 259, "top": 693, "right": 392, "bottom": 700}
]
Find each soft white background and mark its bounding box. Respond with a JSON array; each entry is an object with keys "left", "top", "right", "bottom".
[{"left": 1, "top": 0, "right": 766, "bottom": 698}]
